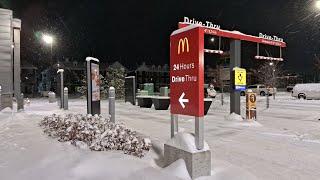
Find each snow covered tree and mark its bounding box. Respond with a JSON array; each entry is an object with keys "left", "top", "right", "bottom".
[
  {"left": 77, "top": 74, "right": 108, "bottom": 99},
  {"left": 104, "top": 67, "right": 126, "bottom": 99},
  {"left": 252, "top": 61, "right": 283, "bottom": 87}
]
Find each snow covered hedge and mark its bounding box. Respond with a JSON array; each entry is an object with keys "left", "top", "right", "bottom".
[{"left": 40, "top": 114, "right": 151, "bottom": 157}]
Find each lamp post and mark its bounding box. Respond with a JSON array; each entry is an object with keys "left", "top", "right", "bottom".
[{"left": 270, "top": 62, "right": 276, "bottom": 100}]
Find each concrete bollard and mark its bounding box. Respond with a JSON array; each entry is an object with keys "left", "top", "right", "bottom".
[
  {"left": 63, "top": 87, "right": 68, "bottom": 110},
  {"left": 109, "top": 87, "right": 115, "bottom": 123},
  {"left": 48, "top": 91, "right": 56, "bottom": 103},
  {"left": 17, "top": 93, "right": 24, "bottom": 111}
]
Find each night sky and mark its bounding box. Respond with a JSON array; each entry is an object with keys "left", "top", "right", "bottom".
[{"left": 3, "top": 0, "right": 320, "bottom": 72}]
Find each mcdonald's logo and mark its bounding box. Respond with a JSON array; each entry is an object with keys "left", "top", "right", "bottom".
[{"left": 178, "top": 37, "right": 189, "bottom": 54}]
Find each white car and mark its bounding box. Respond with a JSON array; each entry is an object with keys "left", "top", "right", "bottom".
[
  {"left": 241, "top": 84, "right": 277, "bottom": 96},
  {"left": 292, "top": 83, "right": 320, "bottom": 100}
]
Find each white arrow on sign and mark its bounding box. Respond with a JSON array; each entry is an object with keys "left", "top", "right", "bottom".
[{"left": 179, "top": 92, "right": 189, "bottom": 109}]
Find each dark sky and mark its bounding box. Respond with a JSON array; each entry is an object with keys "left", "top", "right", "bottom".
[{"left": 4, "top": 0, "right": 320, "bottom": 72}]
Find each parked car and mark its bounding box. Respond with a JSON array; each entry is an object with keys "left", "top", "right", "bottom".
[
  {"left": 240, "top": 84, "right": 277, "bottom": 96},
  {"left": 292, "top": 83, "right": 320, "bottom": 100},
  {"left": 286, "top": 84, "right": 295, "bottom": 92}
]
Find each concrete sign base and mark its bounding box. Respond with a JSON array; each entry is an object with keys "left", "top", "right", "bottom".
[{"left": 164, "top": 133, "right": 211, "bottom": 179}]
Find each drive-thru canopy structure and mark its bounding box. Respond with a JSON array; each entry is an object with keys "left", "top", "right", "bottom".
[{"left": 170, "top": 20, "right": 287, "bottom": 149}]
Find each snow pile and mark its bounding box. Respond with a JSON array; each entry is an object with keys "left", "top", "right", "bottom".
[
  {"left": 225, "top": 113, "right": 243, "bottom": 122},
  {"left": 166, "top": 133, "right": 210, "bottom": 153},
  {"left": 225, "top": 113, "right": 262, "bottom": 127},
  {"left": 39, "top": 114, "right": 151, "bottom": 157},
  {"left": 162, "top": 159, "right": 191, "bottom": 180}
]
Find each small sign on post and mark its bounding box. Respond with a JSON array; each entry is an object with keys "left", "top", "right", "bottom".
[{"left": 233, "top": 67, "right": 246, "bottom": 91}]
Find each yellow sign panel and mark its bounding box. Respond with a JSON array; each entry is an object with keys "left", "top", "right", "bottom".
[{"left": 234, "top": 67, "right": 246, "bottom": 86}]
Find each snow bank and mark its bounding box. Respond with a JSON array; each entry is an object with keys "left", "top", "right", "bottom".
[
  {"left": 0, "top": 107, "right": 13, "bottom": 113},
  {"left": 225, "top": 113, "right": 262, "bottom": 127},
  {"left": 162, "top": 159, "right": 191, "bottom": 180},
  {"left": 166, "top": 133, "right": 210, "bottom": 153},
  {"left": 40, "top": 114, "right": 151, "bottom": 157},
  {"left": 225, "top": 113, "right": 243, "bottom": 122},
  {"left": 236, "top": 121, "right": 262, "bottom": 127}
]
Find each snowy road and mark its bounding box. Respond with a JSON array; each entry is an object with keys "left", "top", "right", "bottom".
[{"left": 1, "top": 92, "right": 320, "bottom": 180}]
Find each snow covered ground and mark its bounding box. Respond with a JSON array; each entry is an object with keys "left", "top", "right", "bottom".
[{"left": 1, "top": 92, "right": 320, "bottom": 180}]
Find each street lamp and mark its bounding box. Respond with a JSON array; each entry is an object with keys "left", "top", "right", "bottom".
[
  {"left": 316, "top": 0, "right": 320, "bottom": 9},
  {"left": 42, "top": 34, "right": 54, "bottom": 63}
]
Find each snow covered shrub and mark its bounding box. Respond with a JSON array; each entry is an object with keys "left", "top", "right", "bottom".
[{"left": 39, "top": 114, "right": 151, "bottom": 157}]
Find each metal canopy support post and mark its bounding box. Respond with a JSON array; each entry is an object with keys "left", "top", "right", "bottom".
[
  {"left": 195, "top": 116, "right": 204, "bottom": 150},
  {"left": 230, "top": 40, "right": 241, "bottom": 115},
  {"left": 171, "top": 114, "right": 178, "bottom": 138}
]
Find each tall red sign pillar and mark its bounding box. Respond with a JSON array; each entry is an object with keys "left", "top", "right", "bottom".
[{"left": 170, "top": 26, "right": 204, "bottom": 150}]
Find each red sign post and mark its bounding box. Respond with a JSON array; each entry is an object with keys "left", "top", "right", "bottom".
[{"left": 170, "top": 27, "right": 204, "bottom": 117}]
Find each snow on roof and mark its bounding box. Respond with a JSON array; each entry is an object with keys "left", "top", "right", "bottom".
[
  {"left": 86, "top": 57, "right": 99, "bottom": 62},
  {"left": 171, "top": 24, "right": 201, "bottom": 36},
  {"left": 293, "top": 83, "right": 320, "bottom": 92}
]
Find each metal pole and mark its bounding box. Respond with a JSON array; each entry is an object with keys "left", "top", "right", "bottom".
[
  {"left": 221, "top": 86, "right": 224, "bottom": 106},
  {"left": 170, "top": 114, "right": 178, "bottom": 138},
  {"left": 267, "top": 89, "right": 270, "bottom": 109},
  {"left": 273, "top": 69, "right": 276, "bottom": 100},
  {"left": 109, "top": 87, "right": 116, "bottom": 123},
  {"left": 50, "top": 43, "right": 53, "bottom": 63},
  {"left": 18, "top": 93, "right": 24, "bottom": 111},
  {"left": 57, "top": 69, "right": 64, "bottom": 109},
  {"left": 0, "top": 86, "right": 2, "bottom": 110},
  {"left": 230, "top": 40, "right": 241, "bottom": 114},
  {"left": 60, "top": 71, "right": 64, "bottom": 109},
  {"left": 63, "top": 87, "right": 68, "bottom": 110},
  {"left": 195, "top": 116, "right": 204, "bottom": 150}
]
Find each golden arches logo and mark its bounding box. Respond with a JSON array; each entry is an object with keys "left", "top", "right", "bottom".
[{"left": 178, "top": 37, "right": 189, "bottom": 54}]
